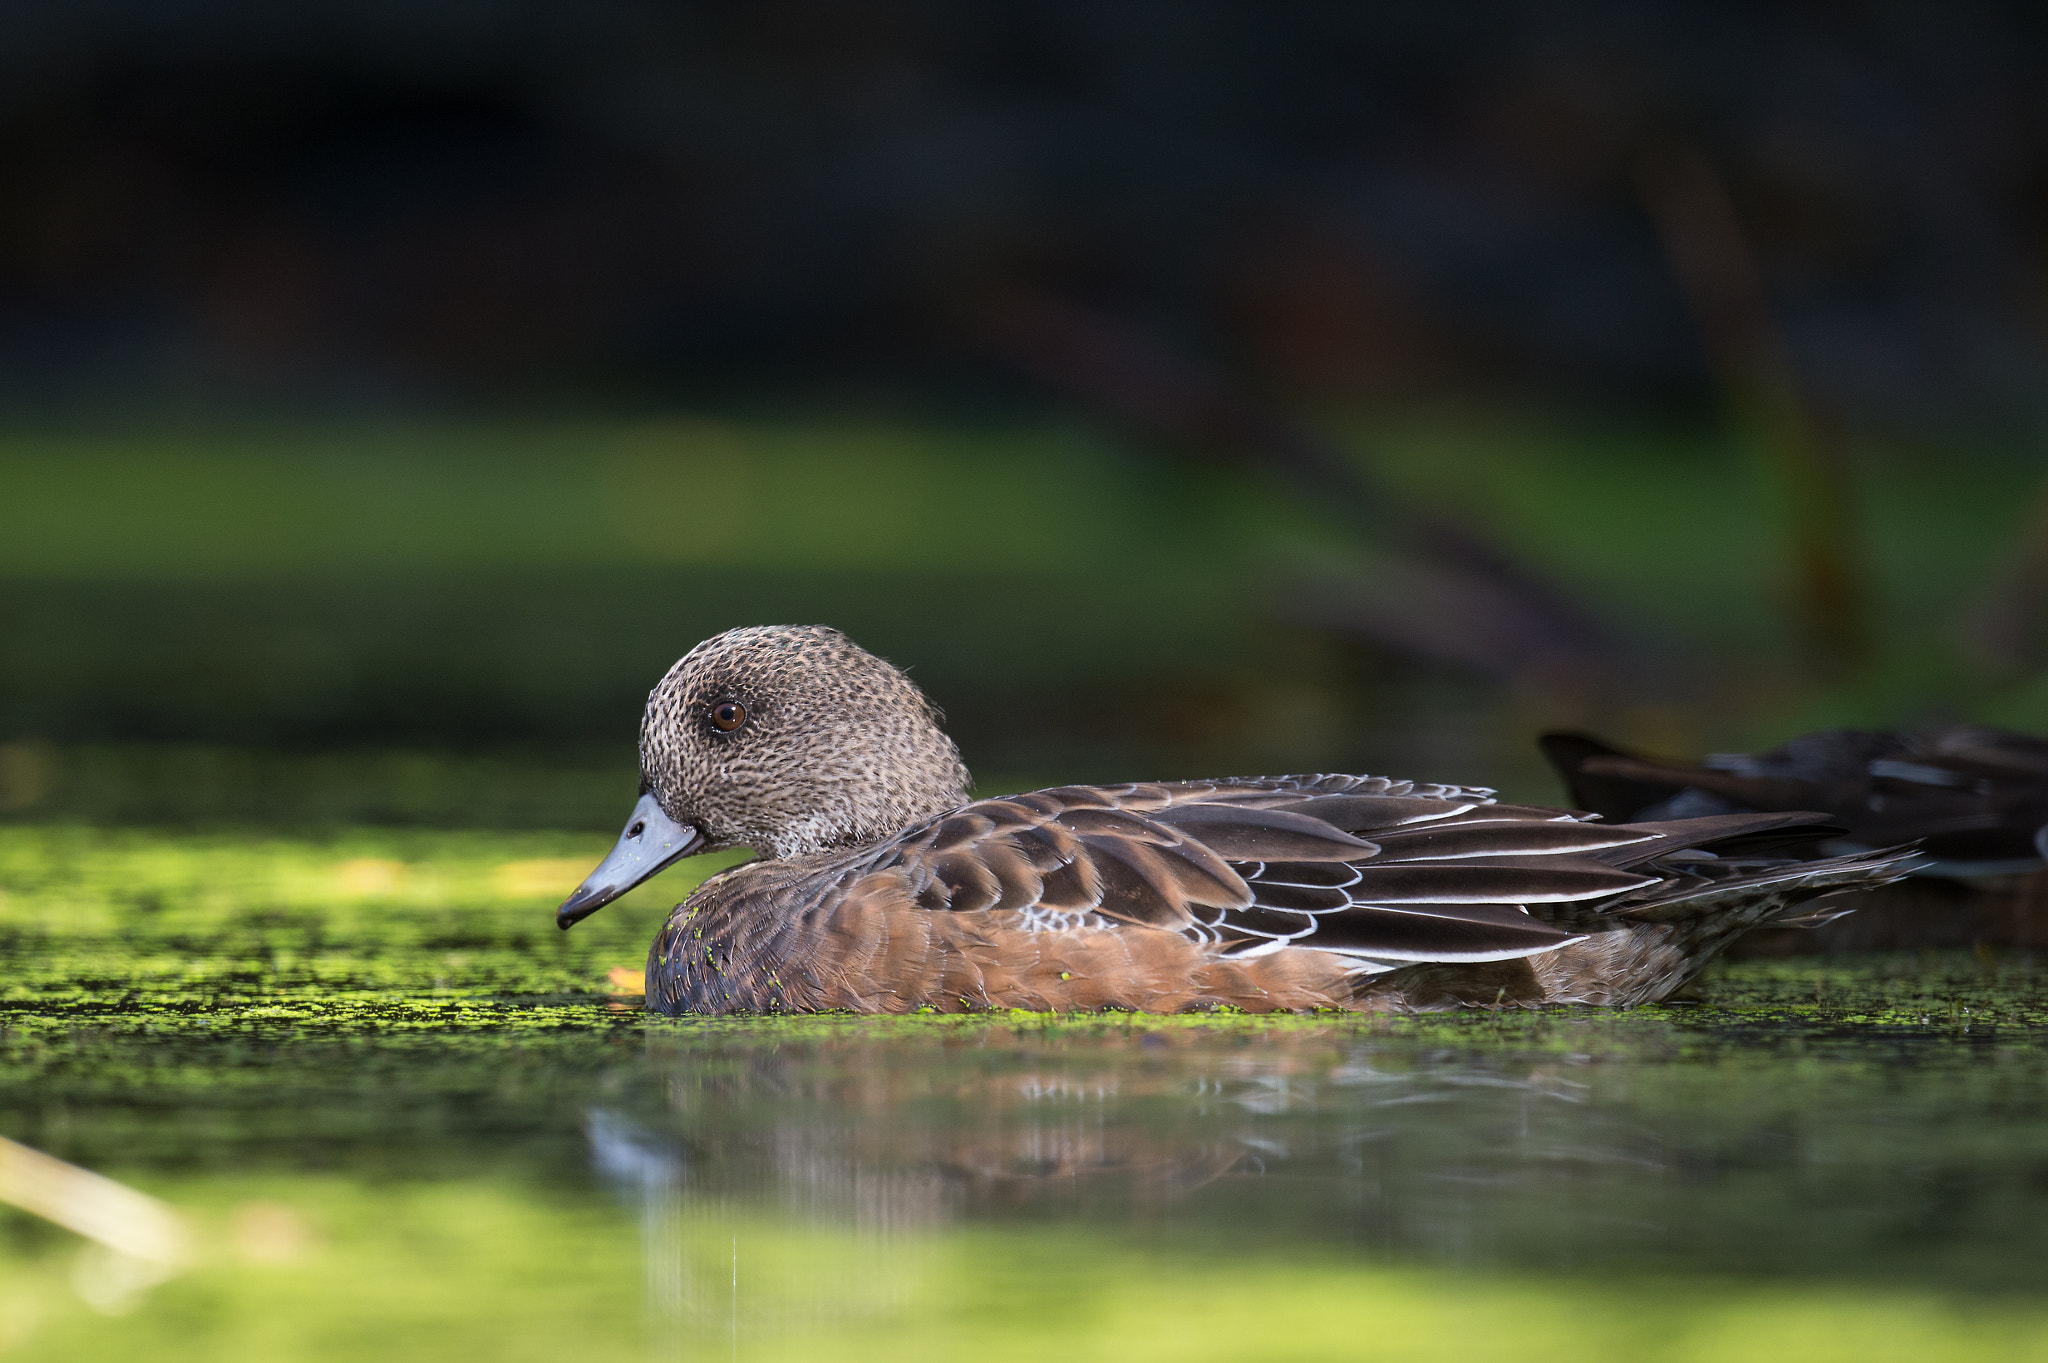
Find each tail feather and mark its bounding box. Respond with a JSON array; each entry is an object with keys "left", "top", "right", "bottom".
[
  {"left": 1588, "top": 810, "right": 1847, "bottom": 869},
  {"left": 1610, "top": 843, "right": 1918, "bottom": 923}
]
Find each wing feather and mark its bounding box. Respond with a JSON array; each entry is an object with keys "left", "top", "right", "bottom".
[
  {"left": 1347, "top": 859, "right": 1654, "bottom": 904},
  {"left": 1241, "top": 880, "right": 1353, "bottom": 914},
  {"left": 1034, "top": 856, "right": 1103, "bottom": 913},
  {"left": 1143, "top": 803, "right": 1378, "bottom": 859},
  {"left": 928, "top": 850, "right": 1005, "bottom": 913},
  {"left": 1246, "top": 860, "right": 1362, "bottom": 888},
  {"left": 1365, "top": 822, "right": 1659, "bottom": 861},
  {"left": 1266, "top": 794, "right": 1481, "bottom": 828},
  {"left": 1274, "top": 908, "right": 1578, "bottom": 960},
  {"left": 836, "top": 775, "right": 1843, "bottom": 971}
]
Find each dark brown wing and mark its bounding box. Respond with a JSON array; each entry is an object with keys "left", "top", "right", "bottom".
[
  {"left": 1538, "top": 731, "right": 1827, "bottom": 822},
  {"left": 815, "top": 775, "right": 1743, "bottom": 973},
  {"left": 1866, "top": 727, "right": 2048, "bottom": 863},
  {"left": 1543, "top": 726, "right": 2048, "bottom": 867}
]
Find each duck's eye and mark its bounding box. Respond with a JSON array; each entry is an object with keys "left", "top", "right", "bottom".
[{"left": 709, "top": 701, "right": 747, "bottom": 732}]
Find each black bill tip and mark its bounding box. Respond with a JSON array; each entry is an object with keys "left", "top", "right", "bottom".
[
  {"left": 556, "top": 887, "right": 614, "bottom": 930},
  {"left": 554, "top": 791, "right": 705, "bottom": 931}
]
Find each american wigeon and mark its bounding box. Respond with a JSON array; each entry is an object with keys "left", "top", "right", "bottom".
[
  {"left": 560, "top": 626, "right": 1913, "bottom": 1015},
  {"left": 1543, "top": 726, "right": 2048, "bottom": 877}
]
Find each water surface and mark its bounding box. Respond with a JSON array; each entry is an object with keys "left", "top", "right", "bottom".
[{"left": 3, "top": 827, "right": 2047, "bottom": 1361}]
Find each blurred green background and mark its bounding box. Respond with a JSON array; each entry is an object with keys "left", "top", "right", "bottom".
[{"left": 0, "top": 409, "right": 2042, "bottom": 830}]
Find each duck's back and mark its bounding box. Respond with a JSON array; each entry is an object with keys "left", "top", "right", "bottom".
[{"left": 646, "top": 774, "right": 1911, "bottom": 1015}]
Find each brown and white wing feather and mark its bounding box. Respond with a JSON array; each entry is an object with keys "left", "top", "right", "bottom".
[{"left": 819, "top": 776, "right": 1734, "bottom": 973}]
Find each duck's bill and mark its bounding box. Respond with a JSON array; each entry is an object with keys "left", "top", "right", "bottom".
[{"left": 557, "top": 792, "right": 704, "bottom": 930}]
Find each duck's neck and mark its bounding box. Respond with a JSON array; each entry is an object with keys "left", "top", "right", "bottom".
[{"left": 766, "top": 775, "right": 970, "bottom": 861}]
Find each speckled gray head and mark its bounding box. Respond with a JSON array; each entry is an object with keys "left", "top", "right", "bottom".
[{"left": 558, "top": 625, "right": 971, "bottom": 928}]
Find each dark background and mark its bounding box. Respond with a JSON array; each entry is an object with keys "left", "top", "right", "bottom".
[
  {"left": 1, "top": 0, "right": 2046, "bottom": 823},
  {"left": 4, "top": 0, "right": 2045, "bottom": 416}
]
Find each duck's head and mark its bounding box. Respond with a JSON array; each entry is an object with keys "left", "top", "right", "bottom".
[{"left": 557, "top": 624, "right": 971, "bottom": 928}]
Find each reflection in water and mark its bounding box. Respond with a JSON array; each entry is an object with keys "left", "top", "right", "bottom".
[
  {"left": 587, "top": 1112, "right": 690, "bottom": 1347},
  {"left": 590, "top": 1023, "right": 1688, "bottom": 1346},
  {"left": 581, "top": 1007, "right": 2048, "bottom": 1352},
  {"left": 632, "top": 1024, "right": 1628, "bottom": 1222}
]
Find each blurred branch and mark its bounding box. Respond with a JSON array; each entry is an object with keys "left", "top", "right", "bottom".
[
  {"left": 0, "top": 1135, "right": 191, "bottom": 1269},
  {"left": 1640, "top": 147, "right": 1870, "bottom": 676},
  {"left": 973, "top": 286, "right": 1612, "bottom": 679},
  {"left": 0, "top": 1133, "right": 192, "bottom": 1312}
]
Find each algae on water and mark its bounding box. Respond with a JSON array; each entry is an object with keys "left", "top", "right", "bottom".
[{"left": 7, "top": 824, "right": 2048, "bottom": 1361}]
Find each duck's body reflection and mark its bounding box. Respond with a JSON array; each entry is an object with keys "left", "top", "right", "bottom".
[{"left": 587, "top": 1024, "right": 1636, "bottom": 1349}]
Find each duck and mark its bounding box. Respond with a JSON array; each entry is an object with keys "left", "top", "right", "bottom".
[
  {"left": 1541, "top": 726, "right": 2048, "bottom": 878},
  {"left": 557, "top": 626, "right": 1915, "bottom": 1015}
]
